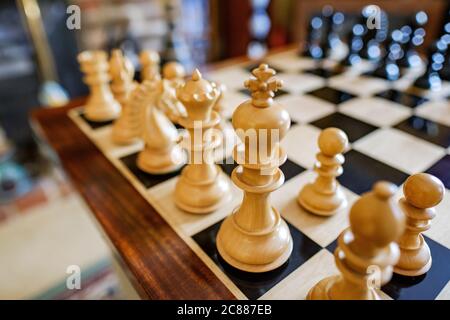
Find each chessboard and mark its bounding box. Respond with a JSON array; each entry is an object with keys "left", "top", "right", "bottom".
[{"left": 68, "top": 48, "right": 450, "bottom": 300}]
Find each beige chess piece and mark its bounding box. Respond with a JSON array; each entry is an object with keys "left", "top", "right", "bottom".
[
  {"left": 307, "top": 181, "right": 406, "bottom": 300},
  {"left": 109, "top": 50, "right": 142, "bottom": 145},
  {"left": 140, "top": 50, "right": 161, "bottom": 82},
  {"left": 394, "top": 173, "right": 445, "bottom": 276},
  {"left": 163, "top": 61, "right": 185, "bottom": 83},
  {"left": 216, "top": 64, "right": 293, "bottom": 273},
  {"left": 78, "top": 51, "right": 120, "bottom": 122},
  {"left": 159, "top": 62, "right": 186, "bottom": 123},
  {"left": 137, "top": 80, "right": 186, "bottom": 174},
  {"left": 111, "top": 85, "right": 145, "bottom": 145},
  {"left": 174, "top": 69, "right": 231, "bottom": 214},
  {"left": 109, "top": 49, "right": 135, "bottom": 106},
  {"left": 298, "top": 127, "right": 348, "bottom": 216}
]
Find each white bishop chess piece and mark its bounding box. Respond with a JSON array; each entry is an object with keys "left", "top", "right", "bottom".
[
  {"left": 174, "top": 69, "right": 231, "bottom": 214},
  {"left": 216, "top": 64, "right": 293, "bottom": 273}
]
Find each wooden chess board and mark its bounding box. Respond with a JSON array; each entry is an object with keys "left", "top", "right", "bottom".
[{"left": 65, "top": 48, "right": 450, "bottom": 300}]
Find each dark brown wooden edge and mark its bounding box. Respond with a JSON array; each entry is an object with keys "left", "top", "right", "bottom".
[{"left": 29, "top": 46, "right": 297, "bottom": 299}]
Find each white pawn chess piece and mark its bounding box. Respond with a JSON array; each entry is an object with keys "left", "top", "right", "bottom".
[
  {"left": 216, "top": 64, "right": 293, "bottom": 273},
  {"left": 174, "top": 69, "right": 231, "bottom": 214},
  {"left": 137, "top": 80, "right": 186, "bottom": 174},
  {"left": 307, "top": 182, "right": 405, "bottom": 300},
  {"left": 140, "top": 50, "right": 161, "bottom": 82},
  {"left": 77, "top": 50, "right": 120, "bottom": 122},
  {"left": 394, "top": 173, "right": 445, "bottom": 276},
  {"left": 159, "top": 62, "right": 186, "bottom": 123},
  {"left": 298, "top": 127, "right": 348, "bottom": 216}
]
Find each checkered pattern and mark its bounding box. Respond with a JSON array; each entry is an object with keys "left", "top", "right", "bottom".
[{"left": 69, "top": 49, "right": 450, "bottom": 300}]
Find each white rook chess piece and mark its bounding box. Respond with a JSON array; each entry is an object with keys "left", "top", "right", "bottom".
[
  {"left": 216, "top": 64, "right": 293, "bottom": 273},
  {"left": 298, "top": 127, "right": 348, "bottom": 216},
  {"left": 394, "top": 173, "right": 445, "bottom": 276},
  {"left": 307, "top": 182, "right": 405, "bottom": 300},
  {"left": 174, "top": 69, "right": 231, "bottom": 214},
  {"left": 77, "top": 51, "right": 120, "bottom": 122}
]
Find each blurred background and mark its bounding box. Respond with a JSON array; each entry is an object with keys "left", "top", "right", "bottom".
[{"left": 0, "top": 0, "right": 449, "bottom": 299}]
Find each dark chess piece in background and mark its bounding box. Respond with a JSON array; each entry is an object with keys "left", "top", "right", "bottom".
[
  {"left": 0, "top": 126, "right": 33, "bottom": 203},
  {"left": 370, "top": 31, "right": 403, "bottom": 81},
  {"left": 162, "top": 0, "right": 193, "bottom": 71},
  {"left": 398, "top": 11, "right": 428, "bottom": 68},
  {"left": 360, "top": 5, "right": 389, "bottom": 61},
  {"left": 413, "top": 41, "right": 446, "bottom": 91},
  {"left": 340, "top": 23, "right": 365, "bottom": 66}
]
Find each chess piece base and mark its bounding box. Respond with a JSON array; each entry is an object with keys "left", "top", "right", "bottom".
[
  {"left": 174, "top": 167, "right": 231, "bottom": 214},
  {"left": 85, "top": 101, "right": 121, "bottom": 122},
  {"left": 298, "top": 183, "right": 347, "bottom": 216},
  {"left": 394, "top": 237, "right": 432, "bottom": 276},
  {"left": 216, "top": 208, "right": 293, "bottom": 273},
  {"left": 137, "top": 146, "right": 186, "bottom": 175},
  {"left": 112, "top": 129, "right": 141, "bottom": 146},
  {"left": 307, "top": 275, "right": 386, "bottom": 300}
]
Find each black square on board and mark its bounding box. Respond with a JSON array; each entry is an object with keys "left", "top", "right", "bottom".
[
  {"left": 394, "top": 116, "right": 450, "bottom": 148},
  {"left": 79, "top": 112, "right": 114, "bottom": 130},
  {"left": 306, "top": 87, "right": 355, "bottom": 105},
  {"left": 376, "top": 89, "right": 428, "bottom": 109},
  {"left": 310, "top": 112, "right": 377, "bottom": 143},
  {"left": 120, "top": 152, "right": 184, "bottom": 189},
  {"left": 219, "top": 157, "right": 238, "bottom": 177},
  {"left": 239, "top": 88, "right": 289, "bottom": 99},
  {"left": 303, "top": 66, "right": 344, "bottom": 79},
  {"left": 219, "top": 158, "right": 304, "bottom": 183},
  {"left": 338, "top": 150, "right": 409, "bottom": 195},
  {"left": 280, "top": 158, "right": 305, "bottom": 182},
  {"left": 192, "top": 219, "right": 322, "bottom": 300},
  {"left": 426, "top": 154, "right": 450, "bottom": 189},
  {"left": 382, "top": 237, "right": 450, "bottom": 300}
]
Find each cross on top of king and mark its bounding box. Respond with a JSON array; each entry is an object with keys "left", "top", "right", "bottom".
[{"left": 244, "top": 64, "right": 283, "bottom": 108}]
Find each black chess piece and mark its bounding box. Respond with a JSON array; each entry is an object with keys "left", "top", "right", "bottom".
[
  {"left": 318, "top": 5, "right": 335, "bottom": 59},
  {"left": 439, "top": 51, "right": 450, "bottom": 81},
  {"left": 398, "top": 11, "right": 428, "bottom": 68},
  {"left": 340, "top": 23, "right": 365, "bottom": 66},
  {"left": 161, "top": 0, "right": 192, "bottom": 69},
  {"left": 302, "top": 15, "right": 323, "bottom": 58},
  {"left": 359, "top": 5, "right": 388, "bottom": 60},
  {"left": 414, "top": 41, "right": 446, "bottom": 90},
  {"left": 328, "top": 11, "right": 345, "bottom": 54},
  {"left": 370, "top": 34, "right": 403, "bottom": 81}
]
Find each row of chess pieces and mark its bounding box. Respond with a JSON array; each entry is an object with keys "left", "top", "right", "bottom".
[
  {"left": 77, "top": 49, "right": 446, "bottom": 300},
  {"left": 303, "top": 5, "right": 450, "bottom": 89}
]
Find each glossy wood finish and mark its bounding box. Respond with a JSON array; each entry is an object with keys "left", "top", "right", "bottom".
[{"left": 30, "top": 97, "right": 235, "bottom": 299}]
